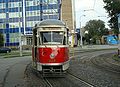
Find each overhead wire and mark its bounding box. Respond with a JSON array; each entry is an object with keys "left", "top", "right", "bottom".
[
  {"left": 93, "top": 0, "right": 96, "bottom": 9},
  {"left": 92, "top": 0, "right": 107, "bottom": 17}
]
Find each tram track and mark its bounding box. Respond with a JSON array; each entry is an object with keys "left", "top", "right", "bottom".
[
  {"left": 24, "top": 64, "right": 54, "bottom": 87},
  {"left": 67, "top": 72, "right": 95, "bottom": 87},
  {"left": 42, "top": 78, "right": 53, "bottom": 87},
  {"left": 90, "top": 53, "right": 120, "bottom": 74},
  {"left": 40, "top": 72, "right": 95, "bottom": 87},
  {"left": 69, "top": 49, "right": 115, "bottom": 59},
  {"left": 24, "top": 49, "right": 120, "bottom": 87},
  {"left": 44, "top": 49, "right": 118, "bottom": 87},
  {"left": 74, "top": 49, "right": 120, "bottom": 74},
  {"left": 68, "top": 49, "right": 120, "bottom": 87}
]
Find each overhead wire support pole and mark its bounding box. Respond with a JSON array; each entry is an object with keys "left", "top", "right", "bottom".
[
  {"left": 117, "top": 14, "right": 120, "bottom": 58},
  {"left": 37, "top": 0, "right": 42, "bottom": 21},
  {"left": 47, "top": 1, "right": 49, "bottom": 19},
  {"left": 93, "top": 0, "right": 96, "bottom": 9},
  {"left": 40, "top": 0, "right": 43, "bottom": 21},
  {"left": 23, "top": 0, "right": 26, "bottom": 35},
  {"left": 18, "top": 1, "right": 22, "bottom": 56},
  {"left": 58, "top": 0, "right": 62, "bottom": 20},
  {"left": 119, "top": 27, "right": 120, "bottom": 57},
  {"left": 80, "top": 15, "right": 85, "bottom": 47}
]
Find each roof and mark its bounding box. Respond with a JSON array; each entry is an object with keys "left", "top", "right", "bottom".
[{"left": 34, "top": 19, "right": 66, "bottom": 28}]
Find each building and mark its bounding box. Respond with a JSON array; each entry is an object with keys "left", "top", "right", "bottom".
[
  {"left": 0, "top": 0, "right": 75, "bottom": 48},
  {"left": 61, "top": 0, "right": 75, "bottom": 32}
]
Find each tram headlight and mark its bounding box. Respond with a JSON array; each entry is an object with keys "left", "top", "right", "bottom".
[{"left": 50, "top": 53, "right": 55, "bottom": 59}]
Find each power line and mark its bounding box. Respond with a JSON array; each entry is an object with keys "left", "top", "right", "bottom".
[
  {"left": 93, "top": 0, "right": 96, "bottom": 9},
  {"left": 94, "top": 9, "right": 107, "bottom": 17}
]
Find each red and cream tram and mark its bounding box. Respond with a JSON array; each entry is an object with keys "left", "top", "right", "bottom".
[{"left": 32, "top": 19, "right": 69, "bottom": 75}]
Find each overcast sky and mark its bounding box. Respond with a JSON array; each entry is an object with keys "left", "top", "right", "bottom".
[{"left": 75, "top": 0, "right": 110, "bottom": 29}]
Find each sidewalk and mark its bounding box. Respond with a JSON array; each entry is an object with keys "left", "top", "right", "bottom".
[
  {"left": 83, "top": 45, "right": 118, "bottom": 49},
  {"left": 70, "top": 45, "right": 118, "bottom": 51}
]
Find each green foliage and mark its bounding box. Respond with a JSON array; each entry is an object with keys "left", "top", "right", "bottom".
[
  {"left": 113, "top": 54, "right": 120, "bottom": 62},
  {"left": 103, "top": 0, "right": 120, "bottom": 34},
  {"left": 84, "top": 19, "right": 108, "bottom": 44},
  {"left": 0, "top": 33, "right": 4, "bottom": 47}
]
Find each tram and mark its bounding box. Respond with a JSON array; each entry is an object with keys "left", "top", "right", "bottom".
[{"left": 32, "top": 19, "right": 69, "bottom": 75}]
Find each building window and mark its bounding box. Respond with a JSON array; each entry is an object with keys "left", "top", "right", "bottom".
[
  {"left": 0, "top": 13, "right": 6, "bottom": 19},
  {"left": 49, "top": 0, "right": 58, "bottom": 4},
  {"left": 33, "top": 0, "right": 39, "bottom": 6},
  {"left": 42, "top": 0, "right": 58, "bottom": 4},
  {"left": 0, "top": 3, "right": 6, "bottom": 9},
  {"left": 26, "top": 0, "right": 40, "bottom": 7},
  {"left": 9, "top": 33, "right": 19, "bottom": 43},
  {"left": 26, "top": 1, "right": 34, "bottom": 7},
  {"left": 26, "top": 21, "right": 39, "bottom": 27},
  {"left": 9, "top": 22, "right": 22, "bottom": 28},
  {"left": 9, "top": 12, "right": 22, "bottom": 18},
  {"left": 26, "top": 37, "right": 32, "bottom": 45},
  {"left": 0, "top": 23, "right": 6, "bottom": 29},
  {"left": 8, "top": 2, "right": 22, "bottom": 8},
  {"left": 43, "top": 9, "right": 58, "bottom": 14},
  {"left": 26, "top": 10, "right": 40, "bottom": 17}
]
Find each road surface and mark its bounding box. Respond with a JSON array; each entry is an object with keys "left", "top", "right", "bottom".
[{"left": 0, "top": 56, "right": 31, "bottom": 87}]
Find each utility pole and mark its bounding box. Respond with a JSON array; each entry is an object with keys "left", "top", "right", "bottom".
[
  {"left": 18, "top": 1, "right": 22, "bottom": 56},
  {"left": 117, "top": 13, "right": 120, "bottom": 57},
  {"left": 23, "top": 0, "right": 26, "bottom": 35}
]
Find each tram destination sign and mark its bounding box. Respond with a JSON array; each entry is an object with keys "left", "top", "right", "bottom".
[{"left": 40, "top": 28, "right": 65, "bottom": 31}]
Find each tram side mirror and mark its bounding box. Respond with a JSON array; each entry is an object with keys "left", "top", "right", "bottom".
[{"left": 65, "top": 34, "right": 67, "bottom": 37}]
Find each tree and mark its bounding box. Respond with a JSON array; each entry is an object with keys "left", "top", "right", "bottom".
[
  {"left": 0, "top": 33, "right": 4, "bottom": 47},
  {"left": 103, "top": 0, "right": 120, "bottom": 34},
  {"left": 84, "top": 20, "right": 108, "bottom": 44}
]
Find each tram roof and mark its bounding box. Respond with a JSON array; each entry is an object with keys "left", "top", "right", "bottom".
[{"left": 33, "top": 19, "right": 66, "bottom": 29}]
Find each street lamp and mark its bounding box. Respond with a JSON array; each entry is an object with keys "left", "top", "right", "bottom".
[
  {"left": 80, "top": 15, "right": 85, "bottom": 47},
  {"left": 84, "top": 30, "right": 89, "bottom": 45},
  {"left": 98, "top": 16, "right": 107, "bottom": 17},
  {"left": 83, "top": 9, "right": 94, "bottom": 12}
]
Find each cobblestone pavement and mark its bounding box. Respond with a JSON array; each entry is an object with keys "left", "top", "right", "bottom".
[
  {"left": 0, "top": 48, "right": 120, "bottom": 87},
  {"left": 24, "top": 49, "right": 120, "bottom": 87}
]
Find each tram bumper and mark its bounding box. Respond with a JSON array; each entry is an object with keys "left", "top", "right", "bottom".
[{"left": 36, "top": 60, "right": 69, "bottom": 72}]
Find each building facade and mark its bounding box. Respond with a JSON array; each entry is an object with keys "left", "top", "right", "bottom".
[
  {"left": 0, "top": 0, "right": 74, "bottom": 48},
  {"left": 61, "top": 0, "right": 75, "bottom": 32}
]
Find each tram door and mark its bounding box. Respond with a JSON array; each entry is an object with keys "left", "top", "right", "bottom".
[{"left": 32, "top": 29, "right": 37, "bottom": 69}]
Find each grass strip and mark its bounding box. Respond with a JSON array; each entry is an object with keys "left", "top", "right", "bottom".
[{"left": 0, "top": 52, "right": 31, "bottom": 58}]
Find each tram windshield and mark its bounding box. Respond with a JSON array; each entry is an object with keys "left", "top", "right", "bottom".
[{"left": 40, "top": 31, "right": 66, "bottom": 45}]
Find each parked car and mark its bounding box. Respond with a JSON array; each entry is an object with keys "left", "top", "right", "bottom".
[{"left": 0, "top": 47, "right": 11, "bottom": 53}]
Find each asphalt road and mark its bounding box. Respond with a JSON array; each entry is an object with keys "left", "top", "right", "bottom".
[{"left": 0, "top": 56, "right": 31, "bottom": 87}]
